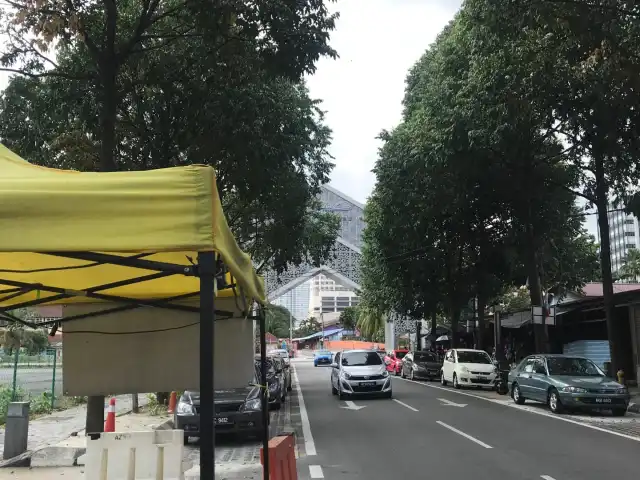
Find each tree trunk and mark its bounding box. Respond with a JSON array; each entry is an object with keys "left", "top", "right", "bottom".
[
  {"left": 450, "top": 306, "right": 460, "bottom": 348},
  {"left": 525, "top": 223, "right": 546, "bottom": 353},
  {"left": 476, "top": 292, "right": 486, "bottom": 351},
  {"left": 594, "top": 151, "right": 622, "bottom": 374},
  {"left": 99, "top": 67, "right": 118, "bottom": 172}
]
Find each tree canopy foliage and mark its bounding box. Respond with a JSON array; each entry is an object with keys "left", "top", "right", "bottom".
[
  {"left": 359, "top": 0, "right": 617, "bottom": 356},
  {"left": 0, "top": 0, "right": 340, "bottom": 274},
  {"left": 265, "top": 305, "right": 295, "bottom": 339}
]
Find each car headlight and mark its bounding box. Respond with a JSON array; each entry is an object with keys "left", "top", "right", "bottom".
[
  {"left": 381, "top": 370, "right": 389, "bottom": 377},
  {"left": 268, "top": 381, "right": 278, "bottom": 391},
  {"left": 177, "top": 401, "right": 194, "bottom": 415},
  {"left": 460, "top": 366, "right": 469, "bottom": 374},
  {"left": 341, "top": 371, "right": 352, "bottom": 380},
  {"left": 241, "top": 398, "right": 262, "bottom": 411},
  {"left": 561, "top": 386, "right": 587, "bottom": 393},
  {"left": 617, "top": 387, "right": 628, "bottom": 394}
]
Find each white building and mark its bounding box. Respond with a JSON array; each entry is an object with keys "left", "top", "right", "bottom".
[
  {"left": 308, "top": 274, "right": 360, "bottom": 318},
  {"left": 600, "top": 203, "right": 640, "bottom": 280}
]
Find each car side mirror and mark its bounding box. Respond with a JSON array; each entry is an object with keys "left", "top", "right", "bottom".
[
  {"left": 331, "top": 362, "right": 338, "bottom": 368},
  {"left": 493, "top": 360, "right": 499, "bottom": 366},
  {"left": 384, "top": 359, "right": 391, "bottom": 365}
]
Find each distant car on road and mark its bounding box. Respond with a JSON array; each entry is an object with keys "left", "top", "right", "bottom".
[
  {"left": 175, "top": 365, "right": 265, "bottom": 444},
  {"left": 441, "top": 348, "right": 497, "bottom": 389},
  {"left": 331, "top": 349, "right": 392, "bottom": 399},
  {"left": 401, "top": 350, "right": 442, "bottom": 381},
  {"left": 314, "top": 350, "right": 333, "bottom": 366},
  {"left": 384, "top": 349, "right": 408, "bottom": 375},
  {"left": 508, "top": 354, "right": 630, "bottom": 416}
]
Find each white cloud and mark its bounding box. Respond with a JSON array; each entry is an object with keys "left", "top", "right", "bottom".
[{"left": 307, "top": 0, "right": 462, "bottom": 204}]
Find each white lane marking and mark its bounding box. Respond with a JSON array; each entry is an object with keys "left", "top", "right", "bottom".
[
  {"left": 436, "top": 420, "right": 493, "bottom": 449},
  {"left": 292, "top": 365, "right": 317, "bottom": 456},
  {"left": 309, "top": 465, "right": 324, "bottom": 478},
  {"left": 395, "top": 377, "right": 640, "bottom": 443},
  {"left": 437, "top": 397, "right": 467, "bottom": 407},
  {"left": 341, "top": 400, "right": 366, "bottom": 411},
  {"left": 540, "top": 476, "right": 557, "bottom": 480},
  {"left": 393, "top": 399, "right": 419, "bottom": 412}
]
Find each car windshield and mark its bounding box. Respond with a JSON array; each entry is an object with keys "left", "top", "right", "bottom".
[
  {"left": 395, "top": 351, "right": 407, "bottom": 359},
  {"left": 317, "top": 351, "right": 331, "bottom": 356},
  {"left": 342, "top": 351, "right": 383, "bottom": 366},
  {"left": 547, "top": 357, "right": 603, "bottom": 377},
  {"left": 255, "top": 359, "right": 276, "bottom": 376},
  {"left": 414, "top": 352, "right": 437, "bottom": 362},
  {"left": 272, "top": 350, "right": 288, "bottom": 357},
  {"left": 457, "top": 351, "right": 492, "bottom": 364}
]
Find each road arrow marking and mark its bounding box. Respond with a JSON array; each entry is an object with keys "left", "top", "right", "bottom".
[
  {"left": 341, "top": 400, "right": 366, "bottom": 411},
  {"left": 438, "top": 398, "right": 467, "bottom": 407}
]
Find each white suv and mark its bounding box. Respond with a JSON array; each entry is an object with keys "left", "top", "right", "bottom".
[{"left": 441, "top": 348, "right": 497, "bottom": 389}]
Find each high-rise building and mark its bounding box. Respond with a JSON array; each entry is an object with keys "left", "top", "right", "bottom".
[
  {"left": 599, "top": 203, "right": 640, "bottom": 280},
  {"left": 308, "top": 274, "right": 360, "bottom": 316},
  {"left": 271, "top": 282, "right": 310, "bottom": 324}
]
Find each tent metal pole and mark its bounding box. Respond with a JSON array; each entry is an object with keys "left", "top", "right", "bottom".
[
  {"left": 198, "top": 251, "right": 215, "bottom": 480},
  {"left": 259, "top": 306, "right": 270, "bottom": 480}
]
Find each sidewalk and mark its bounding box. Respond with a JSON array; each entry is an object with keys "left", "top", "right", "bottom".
[
  {"left": 628, "top": 386, "right": 639, "bottom": 413},
  {"left": 0, "top": 394, "right": 149, "bottom": 467}
]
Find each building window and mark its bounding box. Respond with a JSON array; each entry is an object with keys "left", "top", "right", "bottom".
[
  {"left": 625, "top": 219, "right": 634, "bottom": 225},
  {"left": 627, "top": 244, "right": 637, "bottom": 249},
  {"left": 625, "top": 231, "right": 635, "bottom": 236}
]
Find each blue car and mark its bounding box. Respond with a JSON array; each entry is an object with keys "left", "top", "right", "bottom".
[{"left": 314, "top": 350, "right": 333, "bottom": 367}]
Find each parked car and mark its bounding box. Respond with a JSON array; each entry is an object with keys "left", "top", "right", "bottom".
[
  {"left": 268, "top": 353, "right": 292, "bottom": 392},
  {"left": 174, "top": 365, "right": 265, "bottom": 444},
  {"left": 508, "top": 354, "right": 630, "bottom": 415},
  {"left": 401, "top": 350, "right": 442, "bottom": 380},
  {"left": 441, "top": 348, "right": 497, "bottom": 389},
  {"left": 384, "top": 349, "right": 408, "bottom": 375},
  {"left": 314, "top": 350, "right": 333, "bottom": 366},
  {"left": 255, "top": 355, "right": 286, "bottom": 409},
  {"left": 331, "top": 349, "right": 392, "bottom": 399},
  {"left": 270, "top": 348, "right": 291, "bottom": 368}
]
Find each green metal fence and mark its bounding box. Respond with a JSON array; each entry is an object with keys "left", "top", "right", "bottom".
[{"left": 0, "top": 346, "right": 64, "bottom": 423}]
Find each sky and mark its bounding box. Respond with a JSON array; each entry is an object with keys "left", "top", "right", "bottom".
[{"left": 306, "top": 0, "right": 463, "bottom": 205}]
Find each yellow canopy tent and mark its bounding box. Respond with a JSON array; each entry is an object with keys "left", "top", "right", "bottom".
[{"left": 0, "top": 143, "right": 268, "bottom": 480}]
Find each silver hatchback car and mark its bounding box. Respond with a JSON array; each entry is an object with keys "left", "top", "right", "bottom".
[{"left": 331, "top": 350, "right": 392, "bottom": 399}]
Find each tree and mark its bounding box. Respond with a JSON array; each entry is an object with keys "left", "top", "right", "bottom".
[
  {"left": 462, "top": 0, "right": 640, "bottom": 371},
  {"left": 338, "top": 307, "right": 358, "bottom": 332},
  {"left": 265, "top": 305, "right": 295, "bottom": 339},
  {"left": 294, "top": 317, "right": 322, "bottom": 339},
  {"left": 0, "top": 309, "right": 49, "bottom": 356},
  {"left": 0, "top": 0, "right": 340, "bottom": 436},
  {"left": 616, "top": 249, "right": 640, "bottom": 282}
]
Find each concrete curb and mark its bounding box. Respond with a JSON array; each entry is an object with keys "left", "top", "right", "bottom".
[
  {"left": 628, "top": 402, "right": 639, "bottom": 414},
  {"left": 0, "top": 408, "right": 170, "bottom": 468}
]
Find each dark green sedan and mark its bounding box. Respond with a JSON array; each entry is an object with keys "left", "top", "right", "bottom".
[{"left": 508, "top": 354, "right": 630, "bottom": 416}]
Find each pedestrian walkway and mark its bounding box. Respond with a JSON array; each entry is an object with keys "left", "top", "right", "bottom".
[{"left": 0, "top": 394, "right": 148, "bottom": 462}]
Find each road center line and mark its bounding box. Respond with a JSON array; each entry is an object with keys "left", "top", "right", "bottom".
[
  {"left": 395, "top": 376, "right": 640, "bottom": 443},
  {"left": 393, "top": 399, "right": 419, "bottom": 412},
  {"left": 436, "top": 421, "right": 493, "bottom": 449},
  {"left": 309, "top": 465, "right": 324, "bottom": 478},
  {"left": 292, "top": 365, "right": 317, "bottom": 456},
  {"left": 540, "top": 476, "right": 557, "bottom": 480}
]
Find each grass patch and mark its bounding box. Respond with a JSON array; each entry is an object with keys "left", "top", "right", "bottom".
[{"left": 0, "top": 385, "right": 87, "bottom": 425}]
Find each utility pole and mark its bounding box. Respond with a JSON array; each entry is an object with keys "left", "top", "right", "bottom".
[{"left": 320, "top": 312, "right": 325, "bottom": 348}]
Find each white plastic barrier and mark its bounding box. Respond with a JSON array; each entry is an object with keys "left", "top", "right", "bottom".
[{"left": 84, "top": 430, "right": 184, "bottom": 480}]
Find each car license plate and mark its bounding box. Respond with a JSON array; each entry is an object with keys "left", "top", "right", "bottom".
[
  {"left": 360, "top": 382, "right": 376, "bottom": 387},
  {"left": 215, "top": 417, "right": 230, "bottom": 424},
  {"left": 595, "top": 398, "right": 612, "bottom": 404}
]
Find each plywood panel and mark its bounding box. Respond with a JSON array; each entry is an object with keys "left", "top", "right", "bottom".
[{"left": 62, "top": 298, "right": 254, "bottom": 396}]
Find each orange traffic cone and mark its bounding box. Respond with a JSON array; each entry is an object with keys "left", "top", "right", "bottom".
[
  {"left": 104, "top": 397, "right": 116, "bottom": 432},
  {"left": 167, "top": 392, "right": 177, "bottom": 414}
]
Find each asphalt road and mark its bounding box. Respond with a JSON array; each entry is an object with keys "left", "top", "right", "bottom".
[
  {"left": 0, "top": 368, "right": 62, "bottom": 396},
  {"left": 294, "top": 360, "right": 640, "bottom": 480}
]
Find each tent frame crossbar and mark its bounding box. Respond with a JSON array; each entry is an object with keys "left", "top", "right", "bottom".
[{"left": 0, "top": 250, "right": 265, "bottom": 480}]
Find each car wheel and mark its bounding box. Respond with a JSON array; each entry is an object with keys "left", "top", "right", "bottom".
[
  {"left": 441, "top": 371, "right": 447, "bottom": 386},
  {"left": 512, "top": 383, "right": 525, "bottom": 405},
  {"left": 383, "top": 391, "right": 392, "bottom": 399},
  {"left": 274, "top": 399, "right": 282, "bottom": 410},
  {"left": 395, "top": 368, "right": 400, "bottom": 376},
  {"left": 613, "top": 408, "right": 627, "bottom": 417},
  {"left": 287, "top": 384, "right": 292, "bottom": 392},
  {"left": 184, "top": 436, "right": 190, "bottom": 446},
  {"left": 331, "top": 383, "right": 337, "bottom": 395},
  {"left": 410, "top": 370, "right": 415, "bottom": 381},
  {"left": 453, "top": 373, "right": 460, "bottom": 389},
  {"left": 548, "top": 388, "right": 563, "bottom": 414}
]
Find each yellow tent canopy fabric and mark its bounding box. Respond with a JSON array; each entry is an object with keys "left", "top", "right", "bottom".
[{"left": 0, "top": 143, "right": 265, "bottom": 307}]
